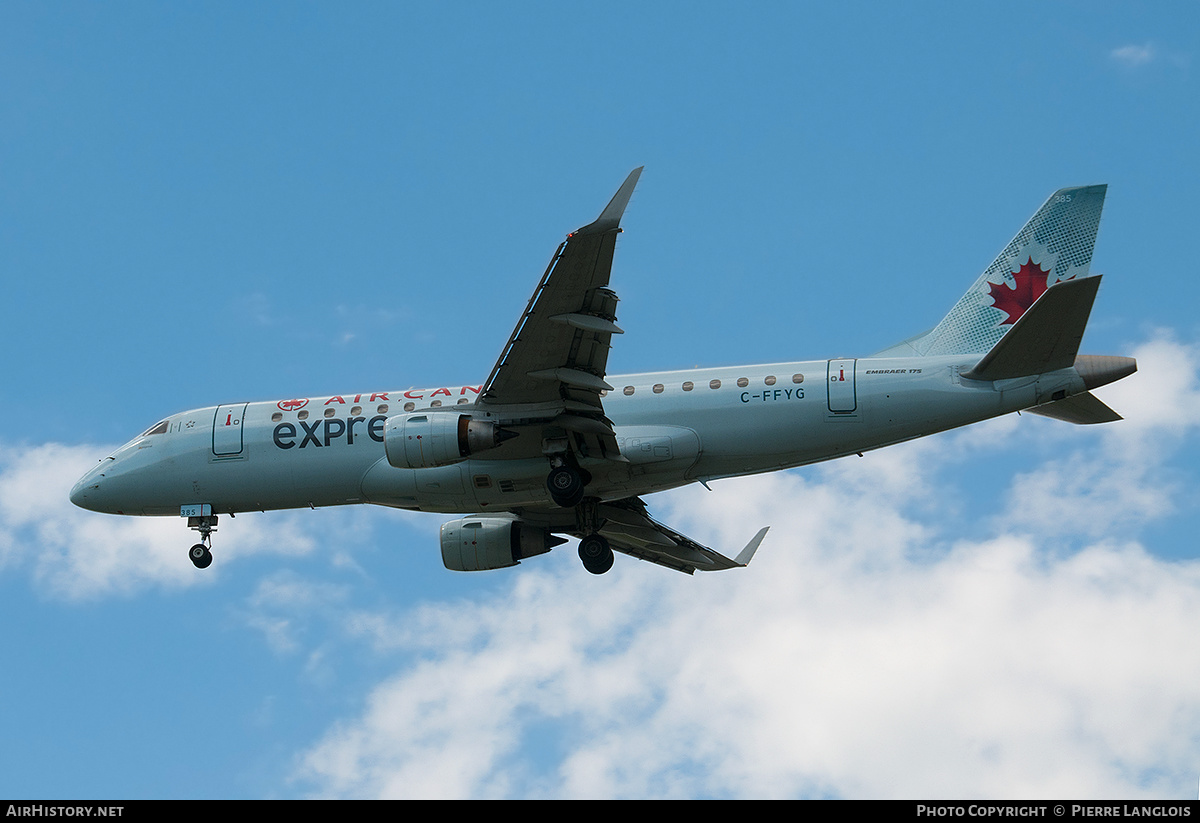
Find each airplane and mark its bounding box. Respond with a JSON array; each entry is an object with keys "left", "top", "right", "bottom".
[{"left": 70, "top": 168, "right": 1137, "bottom": 576}]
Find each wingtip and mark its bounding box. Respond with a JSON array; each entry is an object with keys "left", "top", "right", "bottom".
[
  {"left": 576, "top": 166, "right": 644, "bottom": 235},
  {"left": 734, "top": 526, "right": 770, "bottom": 567}
]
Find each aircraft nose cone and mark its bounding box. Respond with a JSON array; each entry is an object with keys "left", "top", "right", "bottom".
[
  {"left": 70, "top": 476, "right": 97, "bottom": 510},
  {"left": 70, "top": 462, "right": 110, "bottom": 512}
]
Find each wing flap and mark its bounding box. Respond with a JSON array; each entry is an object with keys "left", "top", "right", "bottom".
[{"left": 598, "top": 497, "right": 768, "bottom": 575}]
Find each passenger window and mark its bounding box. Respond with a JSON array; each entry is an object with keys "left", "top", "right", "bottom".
[
  {"left": 324, "top": 408, "right": 336, "bottom": 418},
  {"left": 431, "top": 400, "right": 442, "bottom": 407},
  {"left": 377, "top": 404, "right": 389, "bottom": 414},
  {"left": 709, "top": 379, "right": 721, "bottom": 390},
  {"left": 737, "top": 377, "right": 748, "bottom": 388},
  {"left": 351, "top": 406, "right": 362, "bottom": 416},
  {"left": 765, "top": 375, "right": 777, "bottom": 386},
  {"left": 792, "top": 373, "right": 805, "bottom": 384},
  {"left": 682, "top": 381, "right": 694, "bottom": 392},
  {"left": 403, "top": 402, "right": 415, "bottom": 412},
  {"left": 623, "top": 386, "right": 635, "bottom": 396},
  {"left": 271, "top": 412, "right": 283, "bottom": 423},
  {"left": 298, "top": 410, "right": 309, "bottom": 420},
  {"left": 652, "top": 383, "right": 664, "bottom": 394}
]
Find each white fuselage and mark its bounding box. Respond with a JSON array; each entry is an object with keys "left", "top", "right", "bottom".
[{"left": 69, "top": 354, "right": 1083, "bottom": 518}]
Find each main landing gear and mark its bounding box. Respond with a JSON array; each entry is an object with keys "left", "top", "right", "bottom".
[
  {"left": 578, "top": 534, "right": 614, "bottom": 575},
  {"left": 560, "top": 489, "right": 615, "bottom": 575},
  {"left": 546, "top": 464, "right": 585, "bottom": 508},
  {"left": 187, "top": 515, "right": 217, "bottom": 569},
  {"left": 545, "top": 463, "right": 616, "bottom": 574}
]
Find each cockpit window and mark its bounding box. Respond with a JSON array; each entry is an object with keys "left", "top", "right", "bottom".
[{"left": 141, "top": 420, "right": 169, "bottom": 437}]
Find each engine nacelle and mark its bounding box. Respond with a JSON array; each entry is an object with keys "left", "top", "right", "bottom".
[
  {"left": 384, "top": 413, "right": 513, "bottom": 470},
  {"left": 439, "top": 515, "right": 566, "bottom": 572}
]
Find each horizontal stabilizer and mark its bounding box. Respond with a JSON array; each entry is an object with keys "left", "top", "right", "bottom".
[
  {"left": 1026, "top": 391, "right": 1123, "bottom": 424},
  {"left": 963, "top": 276, "right": 1101, "bottom": 382}
]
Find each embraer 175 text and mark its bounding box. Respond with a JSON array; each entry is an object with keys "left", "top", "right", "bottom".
[{"left": 71, "top": 169, "right": 1136, "bottom": 575}]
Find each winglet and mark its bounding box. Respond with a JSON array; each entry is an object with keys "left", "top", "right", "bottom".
[
  {"left": 575, "top": 167, "right": 643, "bottom": 235},
  {"left": 732, "top": 527, "right": 770, "bottom": 567}
]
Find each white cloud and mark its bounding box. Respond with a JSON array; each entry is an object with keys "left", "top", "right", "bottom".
[
  {"left": 1109, "top": 42, "right": 1191, "bottom": 71},
  {"left": 1111, "top": 43, "right": 1156, "bottom": 67},
  {"left": 241, "top": 570, "right": 354, "bottom": 654},
  {"left": 292, "top": 336, "right": 1200, "bottom": 799},
  {"left": 7, "top": 335, "right": 1199, "bottom": 798},
  {"left": 0, "top": 442, "right": 331, "bottom": 600},
  {"left": 1001, "top": 336, "right": 1200, "bottom": 538},
  {"left": 1094, "top": 335, "right": 1200, "bottom": 442},
  {"left": 293, "top": 467, "right": 1200, "bottom": 798}
]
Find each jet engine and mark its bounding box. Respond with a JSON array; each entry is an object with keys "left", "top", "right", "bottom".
[
  {"left": 384, "top": 413, "right": 515, "bottom": 470},
  {"left": 439, "top": 515, "right": 567, "bottom": 572}
]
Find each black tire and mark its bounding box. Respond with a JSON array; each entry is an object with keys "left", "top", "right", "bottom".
[
  {"left": 578, "top": 534, "right": 614, "bottom": 575},
  {"left": 189, "top": 544, "right": 213, "bottom": 569},
  {"left": 547, "top": 466, "right": 585, "bottom": 508}
]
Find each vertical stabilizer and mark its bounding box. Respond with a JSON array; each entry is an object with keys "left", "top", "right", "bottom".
[{"left": 880, "top": 185, "right": 1106, "bottom": 357}]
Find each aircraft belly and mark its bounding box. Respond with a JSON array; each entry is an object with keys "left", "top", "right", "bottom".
[
  {"left": 360, "top": 458, "right": 476, "bottom": 512},
  {"left": 202, "top": 438, "right": 368, "bottom": 512}
]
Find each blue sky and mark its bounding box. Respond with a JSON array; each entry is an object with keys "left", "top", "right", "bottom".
[{"left": 2, "top": 2, "right": 1199, "bottom": 799}]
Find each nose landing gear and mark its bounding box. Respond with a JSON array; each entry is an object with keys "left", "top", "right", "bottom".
[
  {"left": 187, "top": 515, "right": 217, "bottom": 569},
  {"left": 189, "top": 543, "right": 213, "bottom": 569}
]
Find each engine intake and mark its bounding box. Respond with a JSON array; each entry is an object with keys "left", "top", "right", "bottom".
[
  {"left": 440, "top": 515, "right": 566, "bottom": 572},
  {"left": 384, "top": 413, "right": 515, "bottom": 469}
]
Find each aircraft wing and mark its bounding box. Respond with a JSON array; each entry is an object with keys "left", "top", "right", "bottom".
[
  {"left": 478, "top": 168, "right": 643, "bottom": 441},
  {"left": 596, "top": 497, "right": 769, "bottom": 575}
]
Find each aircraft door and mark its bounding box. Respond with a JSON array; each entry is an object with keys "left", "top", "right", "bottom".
[
  {"left": 827, "top": 359, "right": 857, "bottom": 414},
  {"left": 212, "top": 403, "right": 248, "bottom": 456}
]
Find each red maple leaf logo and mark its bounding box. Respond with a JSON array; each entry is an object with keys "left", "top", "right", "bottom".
[
  {"left": 277, "top": 398, "right": 309, "bottom": 412},
  {"left": 988, "top": 257, "right": 1070, "bottom": 325}
]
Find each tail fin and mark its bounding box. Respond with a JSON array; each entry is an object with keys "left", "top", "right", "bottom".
[{"left": 879, "top": 185, "right": 1107, "bottom": 357}]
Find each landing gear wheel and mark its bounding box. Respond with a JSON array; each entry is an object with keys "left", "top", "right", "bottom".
[
  {"left": 547, "top": 466, "right": 585, "bottom": 508},
  {"left": 578, "top": 534, "right": 614, "bottom": 575},
  {"left": 189, "top": 543, "right": 213, "bottom": 569},
  {"left": 186, "top": 514, "right": 218, "bottom": 569}
]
